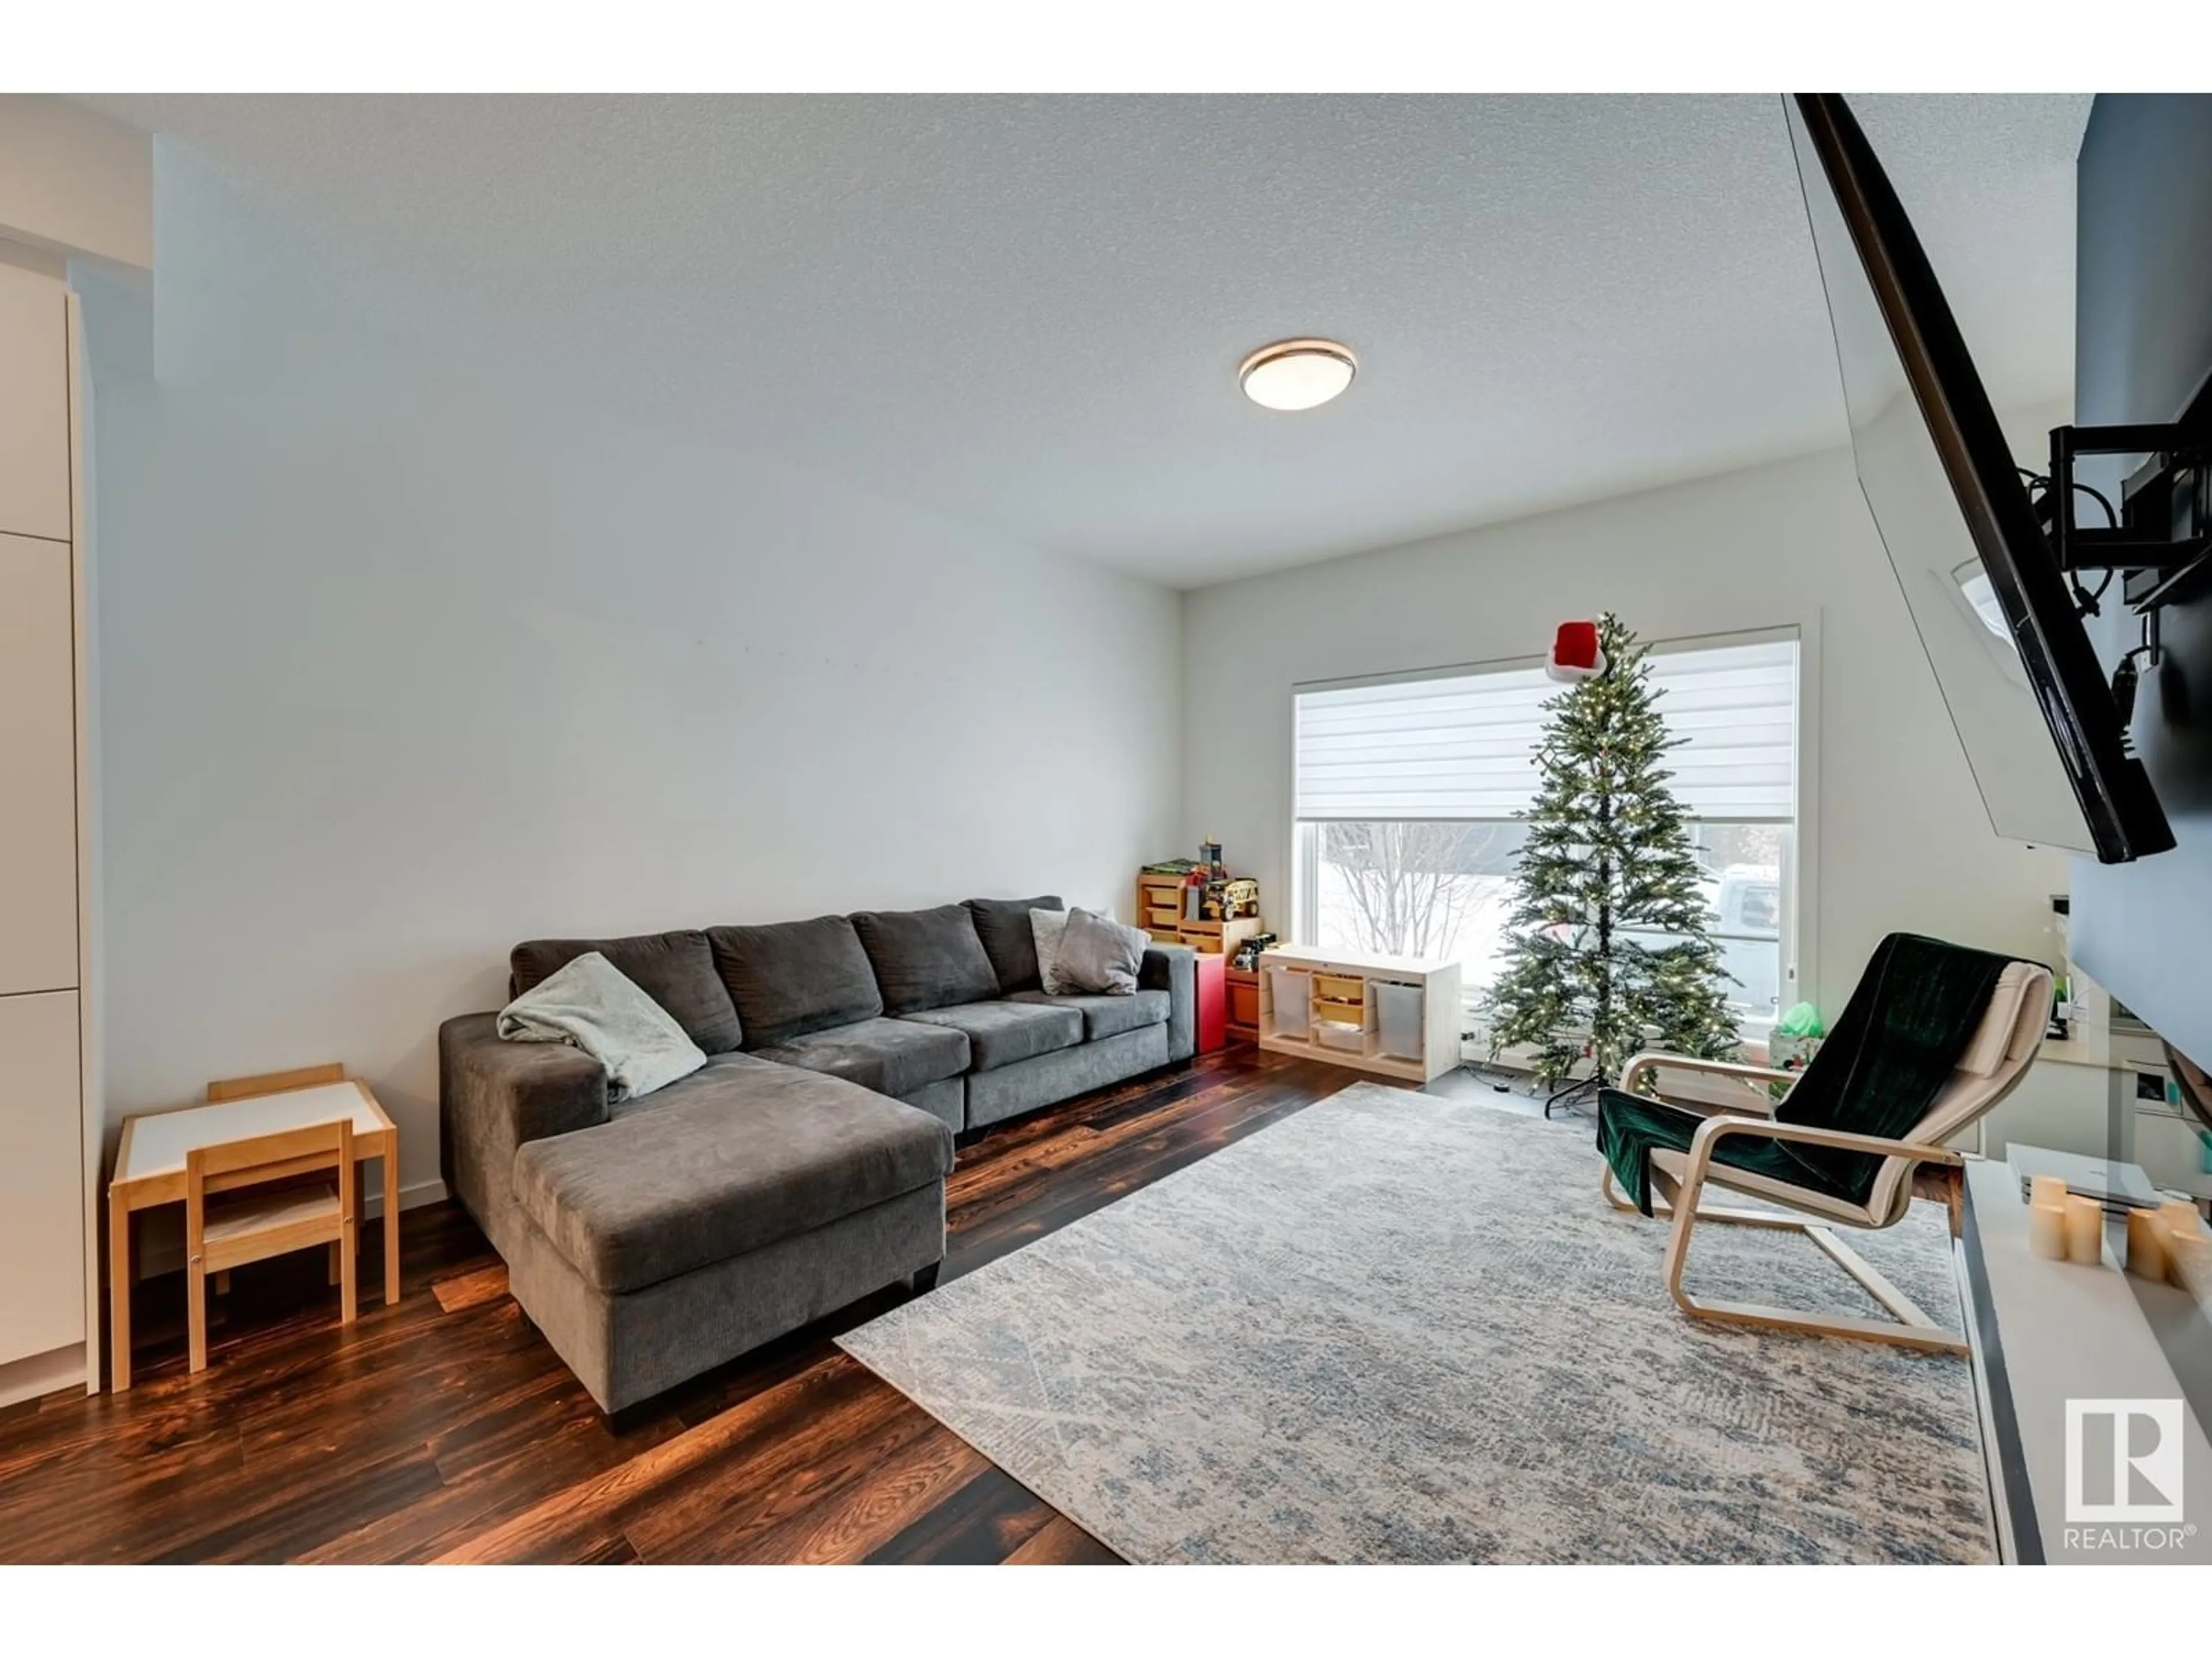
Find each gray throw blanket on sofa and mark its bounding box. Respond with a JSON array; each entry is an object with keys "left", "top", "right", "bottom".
[{"left": 496, "top": 950, "right": 705, "bottom": 1102}]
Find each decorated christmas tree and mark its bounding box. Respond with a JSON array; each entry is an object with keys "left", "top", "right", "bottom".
[{"left": 1483, "top": 615, "right": 1739, "bottom": 1096}]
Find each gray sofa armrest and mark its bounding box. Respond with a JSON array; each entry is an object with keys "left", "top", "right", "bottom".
[
  {"left": 440, "top": 1012, "right": 610, "bottom": 1242},
  {"left": 1141, "top": 945, "right": 1198, "bottom": 1062}
]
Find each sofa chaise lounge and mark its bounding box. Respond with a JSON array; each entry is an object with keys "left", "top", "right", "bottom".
[{"left": 441, "top": 895, "right": 1195, "bottom": 1410}]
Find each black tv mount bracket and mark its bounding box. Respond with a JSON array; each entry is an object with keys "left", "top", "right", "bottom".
[{"left": 2044, "top": 376, "right": 2212, "bottom": 619}]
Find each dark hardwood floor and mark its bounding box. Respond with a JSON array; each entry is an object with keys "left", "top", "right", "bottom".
[{"left": 0, "top": 1044, "right": 1483, "bottom": 1565}]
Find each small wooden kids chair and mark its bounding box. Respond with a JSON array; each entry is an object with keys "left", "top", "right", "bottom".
[{"left": 185, "top": 1119, "right": 358, "bottom": 1373}]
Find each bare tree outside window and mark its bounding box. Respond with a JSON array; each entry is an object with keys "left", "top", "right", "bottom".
[{"left": 1318, "top": 821, "right": 1522, "bottom": 960}]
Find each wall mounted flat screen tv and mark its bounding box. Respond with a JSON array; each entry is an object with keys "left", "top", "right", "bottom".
[{"left": 1786, "top": 93, "right": 2174, "bottom": 863}]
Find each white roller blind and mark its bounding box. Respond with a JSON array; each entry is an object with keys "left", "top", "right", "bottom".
[
  {"left": 1294, "top": 638, "right": 1797, "bottom": 822},
  {"left": 1648, "top": 641, "right": 1799, "bottom": 820}
]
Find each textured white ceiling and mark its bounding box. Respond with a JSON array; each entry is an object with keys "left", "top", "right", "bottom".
[{"left": 85, "top": 94, "right": 2089, "bottom": 588}]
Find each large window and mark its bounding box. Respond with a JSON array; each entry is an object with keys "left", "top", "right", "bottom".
[{"left": 1293, "top": 634, "right": 1801, "bottom": 1034}]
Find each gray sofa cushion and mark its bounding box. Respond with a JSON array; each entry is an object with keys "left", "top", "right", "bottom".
[
  {"left": 851, "top": 904, "right": 1000, "bottom": 1015},
  {"left": 510, "top": 930, "right": 743, "bottom": 1055},
  {"left": 902, "top": 999, "right": 1084, "bottom": 1072},
  {"left": 512, "top": 1053, "right": 953, "bottom": 1295},
  {"left": 966, "top": 1024, "right": 1169, "bottom": 1130},
  {"left": 896, "top": 1077, "right": 966, "bottom": 1136},
  {"left": 613, "top": 1047, "right": 774, "bottom": 1120},
  {"left": 1009, "top": 987, "right": 1171, "bottom": 1043},
  {"left": 709, "top": 916, "right": 884, "bottom": 1049},
  {"left": 754, "top": 1016, "right": 971, "bottom": 1097},
  {"left": 962, "top": 895, "right": 1062, "bottom": 995},
  {"left": 1054, "top": 907, "right": 1150, "bottom": 995}
]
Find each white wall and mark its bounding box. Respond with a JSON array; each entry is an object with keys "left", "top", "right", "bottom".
[
  {"left": 89, "top": 142, "right": 2073, "bottom": 1196},
  {"left": 89, "top": 151, "right": 1181, "bottom": 1195},
  {"left": 1183, "top": 442, "right": 2070, "bottom": 1025}
]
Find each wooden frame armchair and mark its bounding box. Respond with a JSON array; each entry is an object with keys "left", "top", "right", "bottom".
[{"left": 1600, "top": 960, "right": 2052, "bottom": 1355}]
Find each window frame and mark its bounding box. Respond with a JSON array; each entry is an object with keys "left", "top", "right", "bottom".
[{"left": 1289, "top": 623, "right": 1811, "bottom": 1043}]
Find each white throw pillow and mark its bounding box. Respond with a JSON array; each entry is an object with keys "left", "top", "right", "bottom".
[{"left": 1029, "top": 907, "right": 1073, "bottom": 994}]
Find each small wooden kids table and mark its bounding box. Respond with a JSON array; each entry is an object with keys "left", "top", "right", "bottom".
[{"left": 107, "top": 1067, "right": 399, "bottom": 1390}]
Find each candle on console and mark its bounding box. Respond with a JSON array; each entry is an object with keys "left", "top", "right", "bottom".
[
  {"left": 2162, "top": 1202, "right": 2212, "bottom": 1304},
  {"left": 2064, "top": 1195, "right": 2105, "bottom": 1266},
  {"left": 2126, "top": 1207, "right": 2171, "bottom": 1282},
  {"left": 2025, "top": 1196, "right": 2067, "bottom": 1262},
  {"left": 2029, "top": 1174, "right": 2069, "bottom": 1210}
]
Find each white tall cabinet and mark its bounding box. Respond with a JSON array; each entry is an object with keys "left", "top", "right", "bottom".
[{"left": 0, "top": 256, "right": 97, "bottom": 1406}]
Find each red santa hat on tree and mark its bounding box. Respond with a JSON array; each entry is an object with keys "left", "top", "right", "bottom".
[{"left": 1546, "top": 619, "right": 1608, "bottom": 683}]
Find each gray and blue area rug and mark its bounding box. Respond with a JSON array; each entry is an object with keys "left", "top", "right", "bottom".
[{"left": 839, "top": 1083, "right": 1993, "bottom": 1563}]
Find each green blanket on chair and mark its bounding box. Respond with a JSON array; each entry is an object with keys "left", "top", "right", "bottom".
[{"left": 1596, "top": 933, "right": 2023, "bottom": 1217}]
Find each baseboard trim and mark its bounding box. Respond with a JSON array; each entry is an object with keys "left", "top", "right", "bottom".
[
  {"left": 386, "top": 1177, "right": 449, "bottom": 1215},
  {"left": 0, "top": 1342, "right": 86, "bottom": 1410}
]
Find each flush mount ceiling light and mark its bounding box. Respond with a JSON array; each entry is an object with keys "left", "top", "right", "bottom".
[{"left": 1238, "top": 338, "right": 1357, "bottom": 411}]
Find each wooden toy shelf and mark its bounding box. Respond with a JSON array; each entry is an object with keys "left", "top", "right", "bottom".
[
  {"left": 1134, "top": 870, "right": 1264, "bottom": 957},
  {"left": 1255, "top": 945, "right": 1463, "bottom": 1084}
]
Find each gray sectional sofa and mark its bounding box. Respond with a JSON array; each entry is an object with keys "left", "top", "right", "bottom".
[{"left": 440, "top": 895, "right": 1196, "bottom": 1410}]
